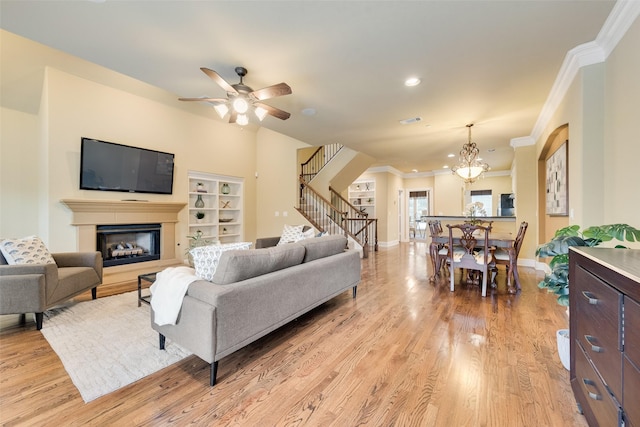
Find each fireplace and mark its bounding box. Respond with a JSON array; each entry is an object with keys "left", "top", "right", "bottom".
[{"left": 96, "top": 224, "right": 161, "bottom": 267}]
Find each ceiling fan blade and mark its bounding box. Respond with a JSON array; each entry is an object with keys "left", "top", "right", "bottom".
[
  {"left": 251, "top": 83, "right": 292, "bottom": 101},
  {"left": 200, "top": 67, "right": 238, "bottom": 95},
  {"left": 255, "top": 102, "right": 291, "bottom": 120},
  {"left": 228, "top": 110, "right": 237, "bottom": 124},
  {"left": 178, "top": 97, "right": 227, "bottom": 103}
]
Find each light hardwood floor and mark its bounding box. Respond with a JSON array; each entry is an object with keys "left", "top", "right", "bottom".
[{"left": 0, "top": 242, "right": 587, "bottom": 426}]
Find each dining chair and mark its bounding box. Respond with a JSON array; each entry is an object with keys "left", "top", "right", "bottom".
[
  {"left": 428, "top": 220, "right": 447, "bottom": 274},
  {"left": 446, "top": 223, "right": 493, "bottom": 297},
  {"left": 491, "top": 221, "right": 528, "bottom": 291}
]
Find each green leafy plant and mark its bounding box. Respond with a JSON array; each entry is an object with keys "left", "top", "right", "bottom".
[
  {"left": 536, "top": 224, "right": 640, "bottom": 305},
  {"left": 185, "top": 230, "right": 211, "bottom": 265}
]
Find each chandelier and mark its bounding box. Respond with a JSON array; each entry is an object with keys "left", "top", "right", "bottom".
[{"left": 451, "top": 124, "right": 490, "bottom": 183}]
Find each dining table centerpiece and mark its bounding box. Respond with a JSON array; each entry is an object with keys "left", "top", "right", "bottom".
[{"left": 464, "top": 201, "right": 487, "bottom": 225}]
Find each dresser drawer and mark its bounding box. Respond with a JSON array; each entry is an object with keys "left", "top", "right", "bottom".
[
  {"left": 575, "top": 341, "right": 621, "bottom": 426},
  {"left": 625, "top": 296, "right": 640, "bottom": 368},
  {"left": 574, "top": 265, "right": 623, "bottom": 399},
  {"left": 624, "top": 356, "right": 640, "bottom": 427}
]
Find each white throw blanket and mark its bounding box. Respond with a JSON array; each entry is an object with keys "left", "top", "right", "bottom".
[{"left": 150, "top": 266, "right": 200, "bottom": 326}]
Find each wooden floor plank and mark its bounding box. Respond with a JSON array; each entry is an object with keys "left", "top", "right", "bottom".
[{"left": 0, "top": 242, "right": 586, "bottom": 426}]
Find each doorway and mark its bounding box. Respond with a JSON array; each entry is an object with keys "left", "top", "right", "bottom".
[{"left": 409, "top": 190, "right": 429, "bottom": 240}]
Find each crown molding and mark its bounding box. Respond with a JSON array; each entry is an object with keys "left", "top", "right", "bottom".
[
  {"left": 365, "top": 165, "right": 405, "bottom": 177},
  {"left": 510, "top": 136, "right": 535, "bottom": 148},
  {"left": 530, "top": 1, "right": 640, "bottom": 142},
  {"left": 597, "top": 0, "right": 640, "bottom": 58}
]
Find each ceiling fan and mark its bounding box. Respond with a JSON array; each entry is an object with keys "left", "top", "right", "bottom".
[{"left": 179, "top": 66, "right": 292, "bottom": 125}]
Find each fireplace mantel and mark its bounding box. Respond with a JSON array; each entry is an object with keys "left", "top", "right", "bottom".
[
  {"left": 61, "top": 199, "right": 186, "bottom": 225},
  {"left": 61, "top": 199, "right": 187, "bottom": 286}
]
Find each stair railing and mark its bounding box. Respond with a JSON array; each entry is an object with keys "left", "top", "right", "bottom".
[
  {"left": 300, "top": 143, "right": 343, "bottom": 183},
  {"left": 330, "top": 186, "right": 378, "bottom": 252},
  {"left": 297, "top": 178, "right": 377, "bottom": 257}
]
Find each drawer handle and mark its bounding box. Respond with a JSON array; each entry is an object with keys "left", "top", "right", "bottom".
[
  {"left": 581, "top": 291, "right": 599, "bottom": 305},
  {"left": 584, "top": 335, "right": 603, "bottom": 353},
  {"left": 582, "top": 378, "right": 602, "bottom": 401}
]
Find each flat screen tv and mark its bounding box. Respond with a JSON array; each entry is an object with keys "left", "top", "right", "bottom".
[{"left": 80, "top": 137, "right": 175, "bottom": 195}]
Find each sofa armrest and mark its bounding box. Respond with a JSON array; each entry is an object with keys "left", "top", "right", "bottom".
[
  {"left": 255, "top": 236, "right": 280, "bottom": 249},
  {"left": 0, "top": 274, "right": 47, "bottom": 313},
  {"left": 0, "top": 263, "right": 58, "bottom": 284},
  {"left": 53, "top": 252, "right": 103, "bottom": 281}
]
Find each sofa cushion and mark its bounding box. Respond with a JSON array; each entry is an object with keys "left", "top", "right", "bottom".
[
  {"left": 190, "top": 242, "right": 252, "bottom": 281},
  {"left": 211, "top": 244, "right": 305, "bottom": 285},
  {"left": 0, "top": 236, "right": 56, "bottom": 265},
  {"left": 298, "top": 234, "right": 347, "bottom": 263}
]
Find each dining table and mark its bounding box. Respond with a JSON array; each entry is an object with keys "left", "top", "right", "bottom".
[{"left": 429, "top": 230, "right": 521, "bottom": 294}]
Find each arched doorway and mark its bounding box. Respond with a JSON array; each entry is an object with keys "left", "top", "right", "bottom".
[{"left": 537, "top": 124, "right": 569, "bottom": 243}]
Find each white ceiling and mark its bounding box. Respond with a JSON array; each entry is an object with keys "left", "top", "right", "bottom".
[{"left": 0, "top": 1, "right": 617, "bottom": 174}]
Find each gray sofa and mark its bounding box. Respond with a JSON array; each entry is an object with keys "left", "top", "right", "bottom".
[
  {"left": 151, "top": 234, "right": 361, "bottom": 386},
  {"left": 0, "top": 251, "right": 103, "bottom": 329}
]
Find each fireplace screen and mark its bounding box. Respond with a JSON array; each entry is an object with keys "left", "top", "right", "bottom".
[{"left": 96, "top": 224, "right": 161, "bottom": 267}]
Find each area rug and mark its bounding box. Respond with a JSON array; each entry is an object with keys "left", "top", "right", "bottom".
[{"left": 40, "top": 291, "right": 191, "bottom": 403}]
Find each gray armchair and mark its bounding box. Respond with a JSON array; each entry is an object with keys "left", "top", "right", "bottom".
[{"left": 0, "top": 251, "right": 103, "bottom": 329}]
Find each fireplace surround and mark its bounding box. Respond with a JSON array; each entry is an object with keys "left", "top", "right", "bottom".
[
  {"left": 61, "top": 199, "right": 186, "bottom": 286},
  {"left": 96, "top": 223, "right": 161, "bottom": 267}
]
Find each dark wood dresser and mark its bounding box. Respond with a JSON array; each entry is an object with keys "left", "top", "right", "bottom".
[{"left": 569, "top": 247, "right": 640, "bottom": 427}]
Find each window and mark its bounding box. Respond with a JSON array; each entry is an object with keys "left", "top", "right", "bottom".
[{"left": 470, "top": 190, "right": 492, "bottom": 216}]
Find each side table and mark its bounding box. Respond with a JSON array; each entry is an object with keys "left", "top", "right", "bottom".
[{"left": 137, "top": 272, "right": 157, "bottom": 307}]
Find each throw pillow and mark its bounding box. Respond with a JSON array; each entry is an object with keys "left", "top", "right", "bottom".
[
  {"left": 277, "top": 224, "right": 304, "bottom": 245},
  {"left": 302, "top": 227, "right": 316, "bottom": 240},
  {"left": 190, "top": 242, "right": 252, "bottom": 281},
  {"left": 0, "top": 235, "right": 57, "bottom": 265}
]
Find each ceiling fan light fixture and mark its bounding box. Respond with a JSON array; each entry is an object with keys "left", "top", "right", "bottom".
[
  {"left": 232, "top": 97, "right": 249, "bottom": 114},
  {"left": 236, "top": 114, "right": 249, "bottom": 126},
  {"left": 451, "top": 124, "right": 490, "bottom": 184},
  {"left": 214, "top": 103, "right": 229, "bottom": 119},
  {"left": 254, "top": 106, "right": 268, "bottom": 121},
  {"left": 179, "top": 66, "right": 292, "bottom": 126}
]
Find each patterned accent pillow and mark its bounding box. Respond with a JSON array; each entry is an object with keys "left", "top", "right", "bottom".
[
  {"left": 0, "top": 235, "right": 57, "bottom": 265},
  {"left": 276, "top": 224, "right": 304, "bottom": 246},
  {"left": 190, "top": 242, "right": 252, "bottom": 281}
]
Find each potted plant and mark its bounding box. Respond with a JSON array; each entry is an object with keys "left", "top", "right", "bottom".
[
  {"left": 536, "top": 223, "right": 639, "bottom": 306},
  {"left": 536, "top": 223, "right": 639, "bottom": 370},
  {"left": 195, "top": 211, "right": 205, "bottom": 223},
  {"left": 185, "top": 230, "right": 212, "bottom": 266}
]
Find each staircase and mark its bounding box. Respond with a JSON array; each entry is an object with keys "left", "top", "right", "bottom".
[{"left": 297, "top": 144, "right": 378, "bottom": 257}]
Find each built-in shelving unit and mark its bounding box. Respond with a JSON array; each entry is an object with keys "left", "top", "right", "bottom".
[
  {"left": 188, "top": 171, "right": 243, "bottom": 244},
  {"left": 348, "top": 180, "right": 375, "bottom": 217}
]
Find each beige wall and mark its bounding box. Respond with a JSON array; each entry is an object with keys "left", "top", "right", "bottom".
[
  {"left": 433, "top": 173, "right": 465, "bottom": 216},
  {"left": 0, "top": 107, "right": 40, "bottom": 238},
  {"left": 603, "top": 18, "right": 640, "bottom": 226},
  {"left": 535, "top": 18, "right": 640, "bottom": 249},
  {"left": 0, "top": 49, "right": 265, "bottom": 254},
  {"left": 513, "top": 144, "right": 537, "bottom": 261},
  {"left": 256, "top": 128, "right": 311, "bottom": 238}
]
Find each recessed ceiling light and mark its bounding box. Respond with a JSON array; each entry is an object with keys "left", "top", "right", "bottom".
[
  {"left": 301, "top": 108, "right": 316, "bottom": 116},
  {"left": 404, "top": 77, "right": 421, "bottom": 87},
  {"left": 412, "top": 169, "right": 418, "bottom": 173},
  {"left": 447, "top": 153, "right": 455, "bottom": 158},
  {"left": 443, "top": 165, "right": 449, "bottom": 169},
  {"left": 487, "top": 148, "right": 496, "bottom": 152}
]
